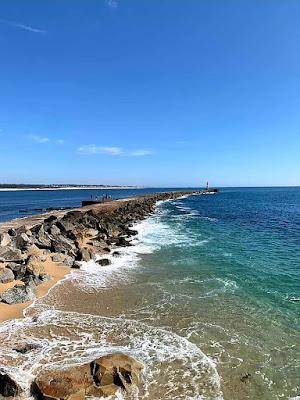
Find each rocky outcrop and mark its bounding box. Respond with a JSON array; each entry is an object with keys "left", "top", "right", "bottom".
[
  {"left": 0, "top": 191, "right": 193, "bottom": 305},
  {"left": 31, "top": 353, "right": 144, "bottom": 399}
]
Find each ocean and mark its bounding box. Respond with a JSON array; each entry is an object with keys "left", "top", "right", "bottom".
[{"left": 0, "top": 187, "right": 299, "bottom": 399}]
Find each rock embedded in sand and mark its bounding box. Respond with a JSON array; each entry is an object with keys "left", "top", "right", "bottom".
[
  {"left": 0, "top": 267, "right": 15, "bottom": 283},
  {"left": 0, "top": 370, "right": 21, "bottom": 397}
]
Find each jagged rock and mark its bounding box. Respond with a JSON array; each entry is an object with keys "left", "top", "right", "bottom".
[
  {"left": 52, "top": 235, "right": 76, "bottom": 256},
  {"left": 0, "top": 247, "right": 23, "bottom": 262},
  {"left": 96, "top": 259, "right": 111, "bottom": 266},
  {"left": 50, "top": 224, "right": 61, "bottom": 237},
  {"left": 0, "top": 284, "right": 35, "bottom": 304},
  {"left": 33, "top": 226, "right": 52, "bottom": 249},
  {"left": 72, "top": 261, "right": 81, "bottom": 269},
  {"left": 0, "top": 233, "right": 11, "bottom": 247},
  {"left": 31, "top": 364, "right": 93, "bottom": 400},
  {"left": 14, "top": 233, "right": 32, "bottom": 251},
  {"left": 26, "top": 254, "right": 45, "bottom": 276},
  {"left": 0, "top": 370, "right": 21, "bottom": 397},
  {"left": 0, "top": 267, "right": 15, "bottom": 283}
]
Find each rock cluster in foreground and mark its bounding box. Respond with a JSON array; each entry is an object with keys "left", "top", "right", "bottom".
[
  {"left": 0, "top": 353, "right": 144, "bottom": 399},
  {"left": 0, "top": 191, "right": 191, "bottom": 305}
]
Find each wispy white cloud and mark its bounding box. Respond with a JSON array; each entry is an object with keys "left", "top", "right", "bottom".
[
  {"left": 130, "top": 149, "right": 152, "bottom": 156},
  {"left": 78, "top": 145, "right": 123, "bottom": 156},
  {"left": 28, "top": 135, "right": 49, "bottom": 143},
  {"left": 106, "top": 0, "right": 118, "bottom": 9},
  {"left": 56, "top": 139, "right": 65, "bottom": 145},
  {"left": 78, "top": 145, "right": 152, "bottom": 157},
  {"left": 2, "top": 20, "right": 46, "bottom": 34}
]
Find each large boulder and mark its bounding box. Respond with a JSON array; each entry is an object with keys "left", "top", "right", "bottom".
[
  {"left": 0, "top": 370, "right": 21, "bottom": 397},
  {"left": 26, "top": 254, "right": 45, "bottom": 277},
  {"left": 31, "top": 353, "right": 144, "bottom": 399},
  {"left": 31, "top": 364, "right": 93, "bottom": 400},
  {"left": 0, "top": 267, "right": 15, "bottom": 283},
  {"left": 32, "top": 226, "right": 52, "bottom": 249},
  {"left": 52, "top": 235, "right": 77, "bottom": 256},
  {"left": 0, "top": 284, "right": 35, "bottom": 304}
]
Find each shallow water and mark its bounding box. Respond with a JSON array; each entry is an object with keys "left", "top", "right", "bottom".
[{"left": 0, "top": 188, "right": 299, "bottom": 399}]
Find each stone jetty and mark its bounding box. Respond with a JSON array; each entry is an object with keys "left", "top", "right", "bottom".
[{"left": 0, "top": 191, "right": 194, "bottom": 399}]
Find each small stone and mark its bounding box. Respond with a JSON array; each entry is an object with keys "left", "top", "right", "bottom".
[
  {"left": 52, "top": 254, "right": 62, "bottom": 263},
  {"left": 0, "top": 267, "right": 15, "bottom": 283}
]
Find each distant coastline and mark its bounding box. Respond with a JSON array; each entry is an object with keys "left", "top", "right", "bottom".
[{"left": 0, "top": 184, "right": 142, "bottom": 192}]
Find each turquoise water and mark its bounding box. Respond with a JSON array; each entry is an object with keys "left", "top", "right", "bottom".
[{"left": 0, "top": 188, "right": 299, "bottom": 399}]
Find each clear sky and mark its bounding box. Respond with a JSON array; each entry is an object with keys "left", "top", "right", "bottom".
[{"left": 0, "top": 0, "right": 299, "bottom": 187}]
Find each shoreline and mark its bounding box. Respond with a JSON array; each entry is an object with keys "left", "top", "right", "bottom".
[{"left": 0, "top": 191, "right": 195, "bottom": 324}]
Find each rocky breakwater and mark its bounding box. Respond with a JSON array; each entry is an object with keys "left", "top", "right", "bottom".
[{"left": 0, "top": 191, "right": 193, "bottom": 399}]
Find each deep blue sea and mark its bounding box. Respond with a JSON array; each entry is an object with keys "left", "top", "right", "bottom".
[
  {"left": 0, "top": 187, "right": 299, "bottom": 399},
  {"left": 0, "top": 187, "right": 189, "bottom": 222}
]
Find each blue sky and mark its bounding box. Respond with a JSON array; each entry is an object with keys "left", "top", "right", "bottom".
[{"left": 0, "top": 0, "right": 299, "bottom": 187}]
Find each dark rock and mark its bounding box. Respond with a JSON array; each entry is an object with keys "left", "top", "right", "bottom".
[
  {"left": 8, "top": 228, "right": 16, "bottom": 237},
  {"left": 72, "top": 261, "right": 81, "bottom": 269},
  {"left": 0, "top": 284, "right": 35, "bottom": 304},
  {"left": 112, "top": 251, "right": 121, "bottom": 257},
  {"left": 13, "top": 343, "right": 40, "bottom": 354},
  {"left": 0, "top": 370, "right": 21, "bottom": 397},
  {"left": 0, "top": 267, "right": 15, "bottom": 283},
  {"left": 96, "top": 258, "right": 111, "bottom": 266}
]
